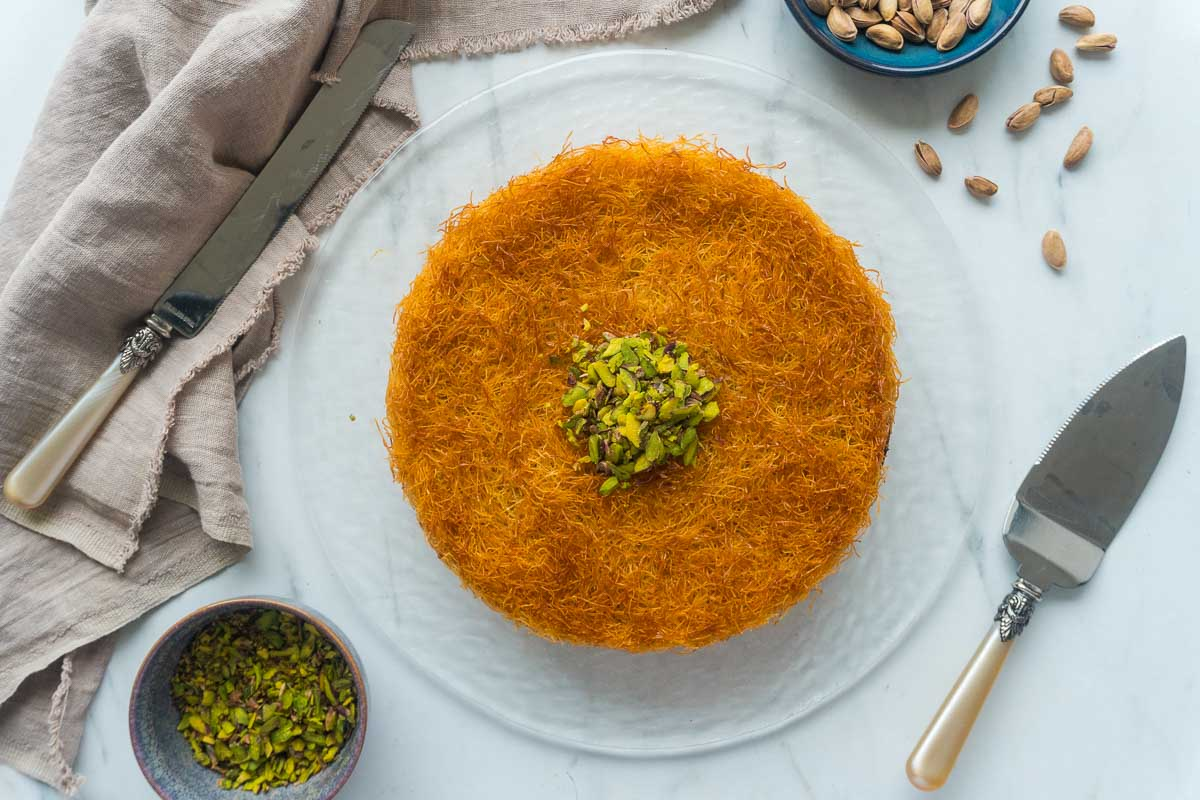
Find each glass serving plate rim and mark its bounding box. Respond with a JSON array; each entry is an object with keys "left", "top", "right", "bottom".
[{"left": 284, "top": 48, "right": 1000, "bottom": 757}]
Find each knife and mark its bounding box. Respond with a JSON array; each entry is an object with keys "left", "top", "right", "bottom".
[
  {"left": 906, "top": 335, "right": 1187, "bottom": 791},
  {"left": 2, "top": 20, "right": 414, "bottom": 510}
]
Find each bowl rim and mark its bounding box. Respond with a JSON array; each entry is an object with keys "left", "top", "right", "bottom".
[
  {"left": 783, "top": 0, "right": 1032, "bottom": 77},
  {"left": 128, "top": 595, "right": 368, "bottom": 800}
]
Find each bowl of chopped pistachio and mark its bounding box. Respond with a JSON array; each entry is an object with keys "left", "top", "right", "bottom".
[{"left": 129, "top": 597, "right": 366, "bottom": 799}]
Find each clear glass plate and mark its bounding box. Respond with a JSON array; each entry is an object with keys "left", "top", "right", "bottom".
[{"left": 287, "top": 51, "right": 993, "bottom": 754}]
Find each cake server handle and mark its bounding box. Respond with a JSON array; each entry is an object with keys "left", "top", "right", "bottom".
[{"left": 905, "top": 579, "right": 1042, "bottom": 791}]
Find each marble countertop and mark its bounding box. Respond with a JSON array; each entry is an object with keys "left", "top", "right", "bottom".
[{"left": 3, "top": 1, "right": 1198, "bottom": 798}]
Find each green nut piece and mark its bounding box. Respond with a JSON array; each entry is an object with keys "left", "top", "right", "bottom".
[
  {"left": 558, "top": 331, "right": 723, "bottom": 494},
  {"left": 169, "top": 611, "right": 357, "bottom": 792}
]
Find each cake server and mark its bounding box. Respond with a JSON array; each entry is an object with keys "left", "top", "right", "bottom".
[
  {"left": 906, "top": 335, "right": 1187, "bottom": 791},
  {"left": 2, "top": 20, "right": 413, "bottom": 510}
]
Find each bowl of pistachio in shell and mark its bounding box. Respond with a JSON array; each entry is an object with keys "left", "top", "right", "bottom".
[
  {"left": 784, "top": 0, "right": 1030, "bottom": 77},
  {"left": 130, "top": 597, "right": 367, "bottom": 799}
]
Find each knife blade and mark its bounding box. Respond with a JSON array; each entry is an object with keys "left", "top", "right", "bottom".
[
  {"left": 2, "top": 19, "right": 414, "bottom": 510},
  {"left": 907, "top": 336, "right": 1186, "bottom": 791}
]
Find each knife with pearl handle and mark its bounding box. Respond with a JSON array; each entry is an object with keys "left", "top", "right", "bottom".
[
  {"left": 2, "top": 20, "right": 413, "bottom": 510},
  {"left": 906, "top": 335, "right": 1186, "bottom": 791}
]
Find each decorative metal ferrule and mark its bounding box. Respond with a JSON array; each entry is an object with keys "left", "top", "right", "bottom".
[
  {"left": 994, "top": 578, "right": 1043, "bottom": 642},
  {"left": 118, "top": 314, "right": 172, "bottom": 373}
]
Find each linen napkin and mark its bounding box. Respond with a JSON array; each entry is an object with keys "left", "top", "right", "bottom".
[{"left": 0, "top": 0, "right": 715, "bottom": 792}]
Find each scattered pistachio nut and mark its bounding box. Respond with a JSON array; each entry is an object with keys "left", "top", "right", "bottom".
[
  {"left": 1058, "top": 4, "right": 1095, "bottom": 27},
  {"left": 926, "top": 8, "right": 949, "bottom": 43},
  {"left": 932, "top": 0, "right": 951, "bottom": 7},
  {"left": 848, "top": 6, "right": 884, "bottom": 27},
  {"left": 1034, "top": 85, "right": 1073, "bottom": 107},
  {"left": 861, "top": 0, "right": 880, "bottom": 9},
  {"left": 891, "top": 10, "right": 926, "bottom": 41},
  {"left": 1050, "top": 48, "right": 1074, "bottom": 83},
  {"left": 914, "top": 140, "right": 943, "bottom": 177},
  {"left": 1006, "top": 101, "right": 1042, "bottom": 132},
  {"left": 879, "top": 0, "right": 898, "bottom": 20},
  {"left": 965, "top": 176, "right": 998, "bottom": 198},
  {"left": 827, "top": 5, "right": 859, "bottom": 41},
  {"left": 913, "top": 0, "right": 934, "bottom": 25},
  {"left": 899, "top": 0, "right": 912, "bottom": 9},
  {"left": 1076, "top": 32, "right": 1117, "bottom": 52},
  {"left": 867, "top": 23, "right": 905, "bottom": 50},
  {"left": 966, "top": 0, "right": 991, "bottom": 30},
  {"left": 832, "top": 0, "right": 857, "bottom": 5},
  {"left": 937, "top": 11, "right": 968, "bottom": 51},
  {"left": 561, "top": 332, "right": 721, "bottom": 494},
  {"left": 947, "top": 93, "right": 979, "bottom": 129},
  {"left": 805, "top": 0, "right": 833, "bottom": 13},
  {"left": 1063, "top": 125, "right": 1093, "bottom": 168},
  {"left": 1042, "top": 229, "right": 1067, "bottom": 270}
]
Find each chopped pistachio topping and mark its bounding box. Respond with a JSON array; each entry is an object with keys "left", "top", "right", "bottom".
[
  {"left": 170, "top": 610, "right": 357, "bottom": 793},
  {"left": 560, "top": 330, "right": 721, "bottom": 494}
]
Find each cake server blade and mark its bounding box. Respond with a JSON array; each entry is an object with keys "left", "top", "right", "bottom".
[
  {"left": 1007, "top": 335, "right": 1186, "bottom": 588},
  {"left": 907, "top": 335, "right": 1187, "bottom": 791}
]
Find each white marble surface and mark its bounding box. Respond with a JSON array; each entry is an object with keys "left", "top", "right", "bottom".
[{"left": 2, "top": 1, "right": 1198, "bottom": 798}]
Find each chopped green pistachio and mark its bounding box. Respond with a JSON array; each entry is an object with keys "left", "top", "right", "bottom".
[
  {"left": 559, "top": 331, "right": 722, "bottom": 494},
  {"left": 170, "top": 610, "right": 357, "bottom": 792}
]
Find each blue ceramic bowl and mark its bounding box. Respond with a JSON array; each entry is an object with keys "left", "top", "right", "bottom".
[
  {"left": 784, "top": 0, "right": 1030, "bottom": 77},
  {"left": 129, "top": 597, "right": 368, "bottom": 800}
]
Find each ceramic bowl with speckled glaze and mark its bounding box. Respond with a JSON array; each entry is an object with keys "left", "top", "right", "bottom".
[
  {"left": 129, "top": 597, "right": 367, "bottom": 800},
  {"left": 784, "top": 0, "right": 1031, "bottom": 77}
]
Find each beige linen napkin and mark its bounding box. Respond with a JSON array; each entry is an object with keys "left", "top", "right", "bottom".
[{"left": 0, "top": 0, "right": 714, "bottom": 792}]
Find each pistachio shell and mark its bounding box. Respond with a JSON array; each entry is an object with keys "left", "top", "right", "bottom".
[
  {"left": 947, "top": 93, "right": 979, "bottom": 129},
  {"left": 806, "top": 0, "right": 833, "bottom": 13},
  {"left": 879, "top": 0, "right": 898, "bottom": 20},
  {"left": 913, "top": 0, "right": 934, "bottom": 24}
]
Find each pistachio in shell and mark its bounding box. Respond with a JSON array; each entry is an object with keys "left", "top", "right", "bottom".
[
  {"left": 914, "top": 140, "right": 943, "bottom": 177},
  {"left": 936, "top": 11, "right": 967, "bottom": 51},
  {"left": 1063, "top": 125, "right": 1093, "bottom": 168},
  {"left": 1005, "top": 101, "right": 1042, "bottom": 132},
  {"left": 1050, "top": 48, "right": 1074, "bottom": 83},
  {"left": 1042, "top": 230, "right": 1067, "bottom": 270},
  {"left": 965, "top": 175, "right": 998, "bottom": 198},
  {"left": 866, "top": 23, "right": 905, "bottom": 50}
]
